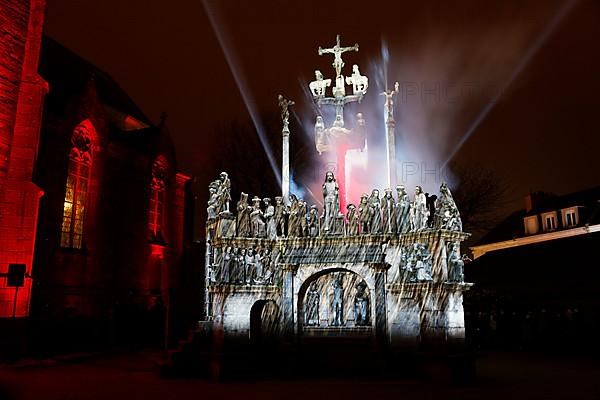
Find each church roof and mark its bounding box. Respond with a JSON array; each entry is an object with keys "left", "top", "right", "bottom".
[{"left": 39, "top": 35, "right": 153, "bottom": 128}]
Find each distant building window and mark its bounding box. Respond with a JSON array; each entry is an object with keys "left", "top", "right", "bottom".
[
  {"left": 149, "top": 158, "right": 167, "bottom": 243},
  {"left": 542, "top": 213, "right": 557, "bottom": 231},
  {"left": 562, "top": 208, "right": 578, "bottom": 228},
  {"left": 61, "top": 122, "right": 93, "bottom": 249}
]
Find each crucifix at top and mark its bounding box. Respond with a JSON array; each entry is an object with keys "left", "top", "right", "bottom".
[
  {"left": 308, "top": 35, "right": 369, "bottom": 212},
  {"left": 318, "top": 34, "right": 359, "bottom": 79},
  {"left": 309, "top": 35, "right": 368, "bottom": 127}
]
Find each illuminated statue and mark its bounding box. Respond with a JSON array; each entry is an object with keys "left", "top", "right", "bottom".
[
  {"left": 346, "top": 203, "right": 359, "bottom": 235},
  {"left": 263, "top": 198, "right": 276, "bottom": 239},
  {"left": 318, "top": 34, "right": 359, "bottom": 79},
  {"left": 245, "top": 248, "right": 256, "bottom": 285},
  {"left": 287, "top": 194, "right": 300, "bottom": 238},
  {"left": 305, "top": 281, "right": 320, "bottom": 326},
  {"left": 322, "top": 171, "right": 340, "bottom": 233},
  {"left": 222, "top": 246, "right": 233, "bottom": 283},
  {"left": 207, "top": 180, "right": 220, "bottom": 221},
  {"left": 308, "top": 205, "right": 320, "bottom": 237},
  {"left": 299, "top": 200, "right": 308, "bottom": 237},
  {"left": 368, "top": 189, "right": 382, "bottom": 234},
  {"left": 274, "top": 196, "right": 286, "bottom": 237},
  {"left": 250, "top": 196, "right": 265, "bottom": 238},
  {"left": 354, "top": 282, "right": 369, "bottom": 326},
  {"left": 218, "top": 171, "right": 231, "bottom": 213},
  {"left": 381, "top": 188, "right": 396, "bottom": 234},
  {"left": 358, "top": 193, "right": 370, "bottom": 234},
  {"left": 236, "top": 192, "right": 251, "bottom": 237},
  {"left": 309, "top": 70, "right": 331, "bottom": 98},
  {"left": 331, "top": 273, "right": 344, "bottom": 326},
  {"left": 411, "top": 186, "right": 429, "bottom": 231},
  {"left": 447, "top": 241, "right": 464, "bottom": 282},
  {"left": 414, "top": 243, "right": 433, "bottom": 281},
  {"left": 278, "top": 94, "right": 295, "bottom": 128},
  {"left": 346, "top": 64, "right": 368, "bottom": 96},
  {"left": 259, "top": 248, "right": 273, "bottom": 285},
  {"left": 434, "top": 182, "right": 462, "bottom": 231},
  {"left": 396, "top": 185, "right": 411, "bottom": 233}
]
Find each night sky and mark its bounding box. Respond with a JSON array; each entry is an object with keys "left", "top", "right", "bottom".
[{"left": 44, "top": 0, "right": 600, "bottom": 212}]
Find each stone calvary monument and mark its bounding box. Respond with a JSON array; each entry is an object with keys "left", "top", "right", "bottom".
[{"left": 201, "top": 36, "right": 472, "bottom": 358}]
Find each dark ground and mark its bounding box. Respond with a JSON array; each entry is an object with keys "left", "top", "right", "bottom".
[{"left": 0, "top": 350, "right": 598, "bottom": 400}]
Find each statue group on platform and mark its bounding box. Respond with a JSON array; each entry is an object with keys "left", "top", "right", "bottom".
[
  {"left": 210, "top": 246, "right": 279, "bottom": 286},
  {"left": 303, "top": 275, "right": 370, "bottom": 328},
  {"left": 399, "top": 243, "right": 434, "bottom": 283},
  {"left": 208, "top": 171, "right": 463, "bottom": 239}
]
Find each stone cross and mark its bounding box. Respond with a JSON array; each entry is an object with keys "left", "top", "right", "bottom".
[{"left": 318, "top": 34, "right": 359, "bottom": 79}]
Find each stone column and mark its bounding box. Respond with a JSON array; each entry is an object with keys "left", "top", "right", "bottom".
[
  {"left": 281, "top": 263, "right": 298, "bottom": 339},
  {"left": 385, "top": 107, "right": 396, "bottom": 189},
  {"left": 370, "top": 263, "right": 390, "bottom": 346},
  {"left": 282, "top": 124, "right": 290, "bottom": 205}
]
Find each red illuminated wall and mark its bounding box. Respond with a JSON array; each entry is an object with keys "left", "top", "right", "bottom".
[{"left": 0, "top": 0, "right": 47, "bottom": 317}]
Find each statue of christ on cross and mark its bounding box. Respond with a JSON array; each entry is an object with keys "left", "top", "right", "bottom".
[{"left": 318, "top": 34, "right": 359, "bottom": 78}]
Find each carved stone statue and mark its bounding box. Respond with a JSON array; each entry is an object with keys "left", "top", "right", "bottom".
[
  {"left": 278, "top": 94, "right": 295, "bottom": 128},
  {"left": 434, "top": 182, "right": 462, "bottom": 231},
  {"left": 413, "top": 243, "right": 433, "bottom": 282},
  {"left": 447, "top": 241, "right": 464, "bottom": 282},
  {"left": 299, "top": 200, "right": 308, "bottom": 237},
  {"left": 308, "top": 205, "right": 320, "bottom": 237},
  {"left": 274, "top": 196, "right": 286, "bottom": 237},
  {"left": 368, "top": 189, "right": 382, "bottom": 234},
  {"left": 305, "top": 281, "right": 320, "bottom": 326},
  {"left": 318, "top": 34, "right": 359, "bottom": 79},
  {"left": 245, "top": 248, "right": 256, "bottom": 284},
  {"left": 250, "top": 196, "right": 265, "bottom": 238},
  {"left": 263, "top": 198, "right": 276, "bottom": 239},
  {"left": 259, "top": 248, "right": 273, "bottom": 285},
  {"left": 207, "top": 180, "right": 221, "bottom": 221},
  {"left": 358, "top": 193, "right": 370, "bottom": 234},
  {"left": 322, "top": 171, "right": 340, "bottom": 233},
  {"left": 287, "top": 194, "right": 299, "bottom": 238},
  {"left": 309, "top": 70, "right": 331, "bottom": 98},
  {"left": 229, "top": 248, "right": 241, "bottom": 284},
  {"left": 236, "top": 192, "right": 251, "bottom": 237},
  {"left": 238, "top": 248, "right": 247, "bottom": 284},
  {"left": 314, "top": 115, "right": 326, "bottom": 154},
  {"left": 346, "top": 203, "right": 359, "bottom": 235},
  {"left": 411, "top": 186, "right": 429, "bottom": 231},
  {"left": 346, "top": 64, "right": 368, "bottom": 96},
  {"left": 396, "top": 185, "right": 411, "bottom": 233},
  {"left": 381, "top": 188, "right": 396, "bottom": 234},
  {"left": 331, "top": 273, "right": 344, "bottom": 326},
  {"left": 217, "top": 172, "right": 231, "bottom": 213},
  {"left": 354, "top": 282, "right": 369, "bottom": 326}
]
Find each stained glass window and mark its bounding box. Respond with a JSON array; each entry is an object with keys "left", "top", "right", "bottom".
[
  {"left": 149, "top": 158, "right": 167, "bottom": 243},
  {"left": 60, "top": 123, "right": 92, "bottom": 249}
]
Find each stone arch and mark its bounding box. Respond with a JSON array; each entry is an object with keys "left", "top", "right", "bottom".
[
  {"left": 249, "top": 299, "right": 281, "bottom": 344},
  {"left": 295, "top": 266, "right": 375, "bottom": 336}
]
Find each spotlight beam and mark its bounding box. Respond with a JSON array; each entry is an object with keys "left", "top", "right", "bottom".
[{"left": 202, "top": 0, "right": 282, "bottom": 187}]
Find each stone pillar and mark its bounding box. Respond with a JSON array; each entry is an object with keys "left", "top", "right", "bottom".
[
  {"left": 282, "top": 124, "right": 290, "bottom": 205},
  {"left": 385, "top": 112, "right": 396, "bottom": 190},
  {"left": 371, "top": 263, "right": 390, "bottom": 346},
  {"left": 281, "top": 263, "right": 298, "bottom": 339}
]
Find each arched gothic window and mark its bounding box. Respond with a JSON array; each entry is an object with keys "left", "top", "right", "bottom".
[
  {"left": 60, "top": 121, "right": 93, "bottom": 249},
  {"left": 149, "top": 157, "right": 167, "bottom": 243}
]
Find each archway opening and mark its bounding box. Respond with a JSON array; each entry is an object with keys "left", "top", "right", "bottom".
[{"left": 249, "top": 300, "right": 281, "bottom": 346}]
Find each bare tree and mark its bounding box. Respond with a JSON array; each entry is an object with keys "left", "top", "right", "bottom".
[{"left": 450, "top": 161, "right": 511, "bottom": 241}]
